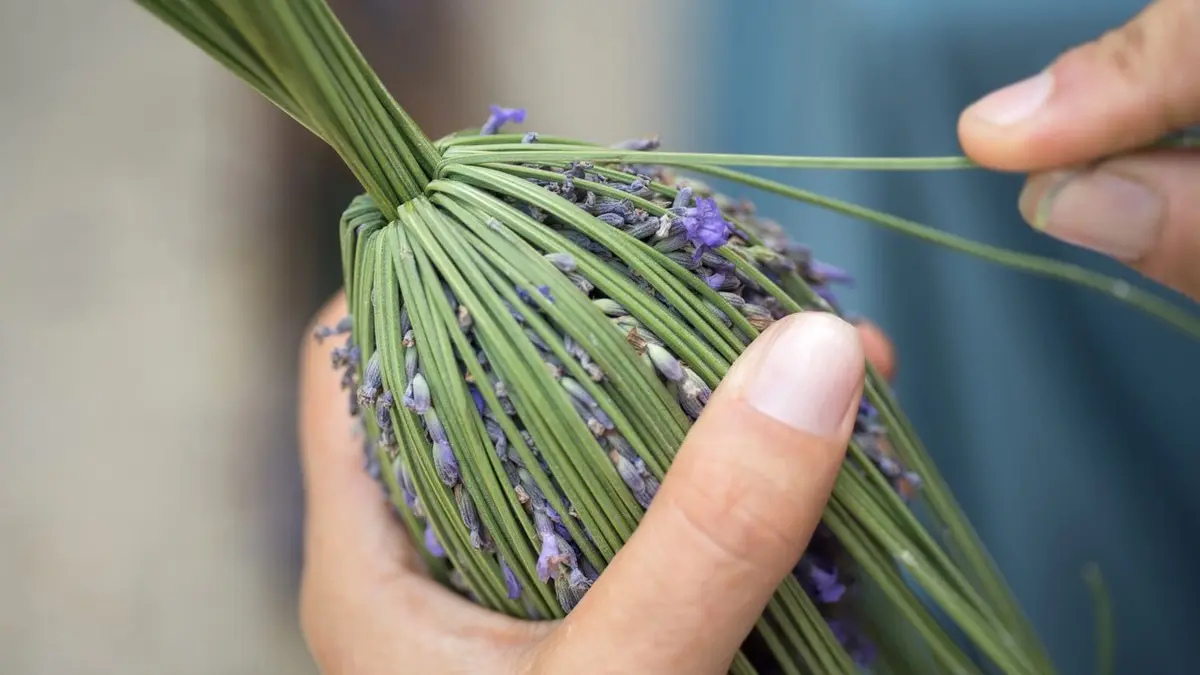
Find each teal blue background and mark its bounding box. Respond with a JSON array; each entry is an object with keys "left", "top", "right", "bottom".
[{"left": 696, "top": 3, "right": 1199, "bottom": 674}]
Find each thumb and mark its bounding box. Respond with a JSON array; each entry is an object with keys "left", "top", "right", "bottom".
[
  {"left": 958, "top": 0, "right": 1200, "bottom": 172},
  {"left": 541, "top": 312, "right": 865, "bottom": 675}
]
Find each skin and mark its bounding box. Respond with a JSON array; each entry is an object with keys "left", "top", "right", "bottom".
[
  {"left": 959, "top": 0, "right": 1200, "bottom": 302},
  {"left": 300, "top": 291, "right": 894, "bottom": 675}
]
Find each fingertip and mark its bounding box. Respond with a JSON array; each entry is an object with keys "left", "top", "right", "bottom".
[{"left": 853, "top": 319, "right": 897, "bottom": 381}]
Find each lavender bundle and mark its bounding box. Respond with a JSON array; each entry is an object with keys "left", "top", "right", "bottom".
[{"left": 134, "top": 1, "right": 1199, "bottom": 673}]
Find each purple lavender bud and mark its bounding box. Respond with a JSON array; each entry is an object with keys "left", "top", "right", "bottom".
[
  {"left": 543, "top": 252, "right": 577, "bottom": 272},
  {"left": 500, "top": 557, "right": 522, "bottom": 599},
  {"left": 678, "top": 370, "right": 711, "bottom": 419},
  {"left": 645, "top": 343, "right": 685, "bottom": 382},
  {"left": 719, "top": 291, "right": 746, "bottom": 309},
  {"left": 484, "top": 418, "right": 507, "bottom": 460},
  {"left": 559, "top": 377, "right": 595, "bottom": 408},
  {"left": 455, "top": 485, "right": 480, "bottom": 532},
  {"left": 493, "top": 380, "right": 516, "bottom": 414},
  {"left": 605, "top": 434, "right": 636, "bottom": 461},
  {"left": 704, "top": 272, "right": 727, "bottom": 290},
  {"left": 815, "top": 285, "right": 840, "bottom": 309},
  {"left": 590, "top": 198, "right": 633, "bottom": 218},
  {"left": 356, "top": 351, "right": 383, "bottom": 408},
  {"left": 611, "top": 136, "right": 660, "bottom": 151},
  {"left": 672, "top": 186, "right": 693, "bottom": 210},
  {"left": 375, "top": 391, "right": 394, "bottom": 432},
  {"left": 402, "top": 373, "right": 431, "bottom": 413},
  {"left": 481, "top": 105, "right": 526, "bottom": 135},
  {"left": 652, "top": 232, "right": 690, "bottom": 253},
  {"left": 469, "top": 384, "right": 487, "bottom": 416},
  {"left": 859, "top": 400, "right": 878, "bottom": 420},
  {"left": 404, "top": 348, "right": 419, "bottom": 383},
  {"left": 809, "top": 565, "right": 847, "bottom": 604},
  {"left": 699, "top": 250, "right": 735, "bottom": 270},
  {"left": 433, "top": 439, "right": 459, "bottom": 487},
  {"left": 703, "top": 301, "right": 734, "bottom": 327},
  {"left": 331, "top": 343, "right": 361, "bottom": 369},
  {"left": 596, "top": 212, "right": 625, "bottom": 227},
  {"left": 313, "top": 315, "right": 353, "bottom": 343},
  {"left": 742, "top": 304, "right": 775, "bottom": 331},
  {"left": 397, "top": 464, "right": 417, "bottom": 508},
  {"left": 535, "top": 518, "right": 560, "bottom": 582},
  {"left": 556, "top": 568, "right": 593, "bottom": 612},
  {"left": 827, "top": 619, "right": 877, "bottom": 667},
  {"left": 612, "top": 452, "right": 653, "bottom": 508},
  {"left": 625, "top": 217, "right": 660, "bottom": 240},
  {"left": 424, "top": 522, "right": 446, "bottom": 558},
  {"left": 809, "top": 259, "right": 854, "bottom": 285},
  {"left": 666, "top": 251, "right": 702, "bottom": 270},
  {"left": 616, "top": 178, "right": 652, "bottom": 198},
  {"left": 521, "top": 132, "right": 539, "bottom": 144},
  {"left": 518, "top": 468, "right": 543, "bottom": 507}
]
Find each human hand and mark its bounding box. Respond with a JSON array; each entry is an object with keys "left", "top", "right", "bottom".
[
  {"left": 958, "top": 0, "right": 1200, "bottom": 300},
  {"left": 298, "top": 291, "right": 895, "bottom": 674}
]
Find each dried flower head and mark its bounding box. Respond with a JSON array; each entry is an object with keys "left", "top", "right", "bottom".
[{"left": 132, "top": 1, "right": 1199, "bottom": 672}]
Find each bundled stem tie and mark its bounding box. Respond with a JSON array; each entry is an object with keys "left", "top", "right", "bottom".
[{"left": 134, "top": 1, "right": 1198, "bottom": 673}]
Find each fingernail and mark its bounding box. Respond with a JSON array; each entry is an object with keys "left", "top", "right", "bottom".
[
  {"left": 746, "top": 313, "right": 863, "bottom": 437},
  {"left": 1019, "top": 169, "right": 1164, "bottom": 261},
  {"left": 966, "top": 71, "right": 1054, "bottom": 126}
]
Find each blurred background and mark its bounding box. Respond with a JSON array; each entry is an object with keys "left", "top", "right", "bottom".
[
  {"left": 0, "top": 1, "right": 689, "bottom": 673},
  {"left": 3, "top": 1, "right": 1197, "bottom": 674}
]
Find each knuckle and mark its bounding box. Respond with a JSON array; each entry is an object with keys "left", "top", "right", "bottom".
[
  {"left": 1081, "top": 1, "right": 1200, "bottom": 130},
  {"left": 665, "top": 451, "right": 806, "bottom": 568}
]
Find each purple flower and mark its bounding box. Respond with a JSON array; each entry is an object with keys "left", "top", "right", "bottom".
[
  {"left": 536, "top": 533, "right": 560, "bottom": 583},
  {"left": 704, "top": 272, "right": 726, "bottom": 290},
  {"left": 500, "top": 558, "right": 522, "bottom": 599},
  {"left": 424, "top": 522, "right": 446, "bottom": 558},
  {"left": 858, "top": 400, "right": 877, "bottom": 420},
  {"left": 397, "top": 465, "right": 417, "bottom": 508},
  {"left": 809, "top": 564, "right": 847, "bottom": 604},
  {"left": 481, "top": 105, "right": 526, "bottom": 135},
  {"left": 827, "top": 619, "right": 876, "bottom": 667},
  {"left": 469, "top": 384, "right": 486, "bottom": 415},
  {"left": 433, "top": 440, "right": 459, "bottom": 487},
  {"left": 810, "top": 259, "right": 854, "bottom": 285},
  {"left": 679, "top": 197, "right": 731, "bottom": 259},
  {"left": 815, "top": 284, "right": 840, "bottom": 308}
]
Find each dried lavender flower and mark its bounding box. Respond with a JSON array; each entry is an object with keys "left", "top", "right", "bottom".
[{"left": 135, "top": 4, "right": 1147, "bottom": 671}]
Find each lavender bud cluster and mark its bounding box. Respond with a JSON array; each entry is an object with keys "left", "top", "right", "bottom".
[{"left": 313, "top": 108, "right": 925, "bottom": 661}]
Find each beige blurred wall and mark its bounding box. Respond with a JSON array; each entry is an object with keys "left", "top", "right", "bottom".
[{"left": 0, "top": 1, "right": 691, "bottom": 674}]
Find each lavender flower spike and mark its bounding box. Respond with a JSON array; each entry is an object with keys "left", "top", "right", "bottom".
[
  {"left": 500, "top": 557, "right": 522, "bottom": 599},
  {"left": 424, "top": 522, "right": 446, "bottom": 558},
  {"left": 481, "top": 105, "right": 526, "bottom": 135}
]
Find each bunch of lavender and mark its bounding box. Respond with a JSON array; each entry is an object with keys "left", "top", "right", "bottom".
[{"left": 134, "top": 1, "right": 1199, "bottom": 673}]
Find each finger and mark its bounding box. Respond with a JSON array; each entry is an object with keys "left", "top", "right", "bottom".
[
  {"left": 958, "top": 0, "right": 1200, "bottom": 172},
  {"left": 546, "top": 312, "right": 865, "bottom": 674},
  {"left": 298, "top": 291, "right": 421, "bottom": 582},
  {"left": 854, "top": 319, "right": 896, "bottom": 381},
  {"left": 1017, "top": 151, "right": 1200, "bottom": 300}
]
